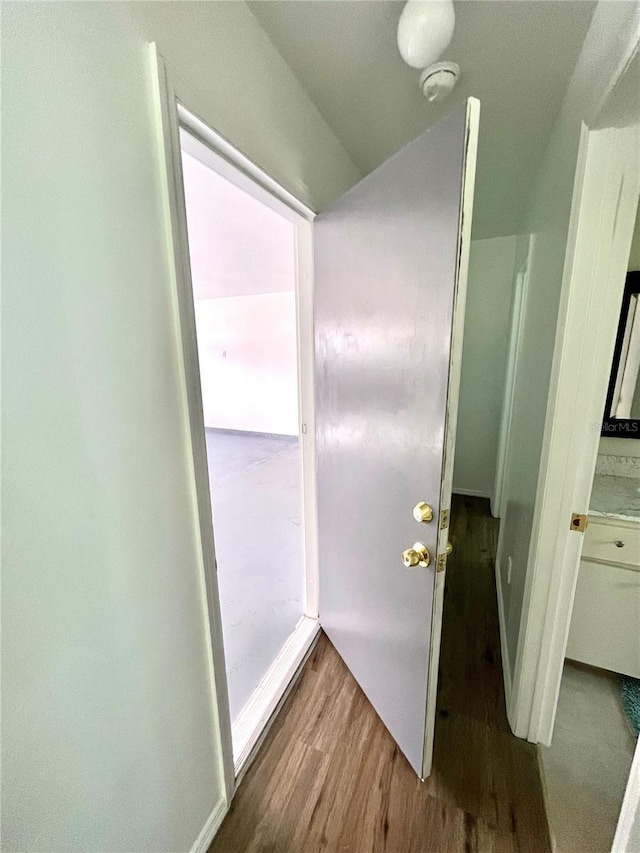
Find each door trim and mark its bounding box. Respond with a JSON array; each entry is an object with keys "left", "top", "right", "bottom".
[
  {"left": 177, "top": 104, "right": 314, "bottom": 221},
  {"left": 149, "top": 41, "right": 234, "bottom": 808},
  {"left": 148, "top": 44, "right": 319, "bottom": 815},
  {"left": 612, "top": 737, "right": 640, "bottom": 853}
]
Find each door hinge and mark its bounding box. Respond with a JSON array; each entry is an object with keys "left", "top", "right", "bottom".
[
  {"left": 440, "top": 509, "right": 450, "bottom": 530},
  {"left": 570, "top": 513, "right": 589, "bottom": 533}
]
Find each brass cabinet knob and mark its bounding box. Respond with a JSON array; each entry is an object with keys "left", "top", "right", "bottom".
[
  {"left": 402, "top": 542, "right": 431, "bottom": 568},
  {"left": 413, "top": 501, "right": 433, "bottom": 523}
]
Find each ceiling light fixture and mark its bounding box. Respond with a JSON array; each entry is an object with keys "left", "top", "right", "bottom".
[
  {"left": 420, "top": 61, "right": 460, "bottom": 102},
  {"left": 397, "top": 0, "right": 459, "bottom": 102}
]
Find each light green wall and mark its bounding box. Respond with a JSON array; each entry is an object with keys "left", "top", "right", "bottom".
[
  {"left": 124, "top": 1, "right": 361, "bottom": 213},
  {"left": 496, "top": 0, "right": 640, "bottom": 683},
  {"left": 454, "top": 236, "right": 517, "bottom": 498},
  {"left": 628, "top": 202, "right": 640, "bottom": 272},
  {"left": 1, "top": 2, "right": 358, "bottom": 850}
]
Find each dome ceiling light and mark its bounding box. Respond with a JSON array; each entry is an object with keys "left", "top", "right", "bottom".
[{"left": 397, "top": 0, "right": 459, "bottom": 102}]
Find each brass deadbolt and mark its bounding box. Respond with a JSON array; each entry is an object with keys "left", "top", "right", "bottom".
[
  {"left": 413, "top": 502, "right": 433, "bottom": 524},
  {"left": 402, "top": 542, "right": 431, "bottom": 568}
]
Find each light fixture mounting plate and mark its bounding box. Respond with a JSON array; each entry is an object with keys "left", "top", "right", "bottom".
[{"left": 419, "top": 61, "right": 460, "bottom": 102}]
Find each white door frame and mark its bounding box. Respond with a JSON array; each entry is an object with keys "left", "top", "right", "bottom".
[
  {"left": 508, "top": 113, "right": 640, "bottom": 742},
  {"left": 613, "top": 736, "right": 640, "bottom": 853},
  {"left": 514, "top": 119, "right": 640, "bottom": 745},
  {"left": 148, "top": 44, "right": 319, "bottom": 822},
  {"left": 491, "top": 238, "right": 533, "bottom": 519}
]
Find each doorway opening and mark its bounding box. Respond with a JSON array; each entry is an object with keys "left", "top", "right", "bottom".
[
  {"left": 179, "top": 123, "right": 318, "bottom": 775},
  {"left": 538, "top": 211, "right": 640, "bottom": 853},
  {"left": 492, "top": 239, "right": 532, "bottom": 520},
  {"left": 152, "top": 46, "right": 481, "bottom": 830}
]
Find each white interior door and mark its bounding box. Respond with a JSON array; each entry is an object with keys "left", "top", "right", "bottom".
[{"left": 315, "top": 99, "right": 479, "bottom": 778}]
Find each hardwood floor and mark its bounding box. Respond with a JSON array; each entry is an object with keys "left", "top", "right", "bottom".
[{"left": 210, "top": 496, "right": 551, "bottom": 853}]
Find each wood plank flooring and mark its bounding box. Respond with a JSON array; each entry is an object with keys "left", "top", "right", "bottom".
[{"left": 210, "top": 496, "right": 551, "bottom": 853}]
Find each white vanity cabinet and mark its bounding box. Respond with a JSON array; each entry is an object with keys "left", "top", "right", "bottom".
[{"left": 566, "top": 515, "right": 640, "bottom": 678}]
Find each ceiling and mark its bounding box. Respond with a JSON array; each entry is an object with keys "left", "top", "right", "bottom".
[{"left": 248, "top": 1, "right": 596, "bottom": 239}]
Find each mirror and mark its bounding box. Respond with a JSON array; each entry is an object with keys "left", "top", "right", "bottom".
[{"left": 602, "top": 271, "right": 640, "bottom": 438}]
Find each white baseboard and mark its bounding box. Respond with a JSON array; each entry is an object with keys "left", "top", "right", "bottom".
[
  {"left": 494, "top": 557, "right": 513, "bottom": 722},
  {"left": 190, "top": 797, "right": 228, "bottom": 853},
  {"left": 453, "top": 487, "right": 491, "bottom": 499},
  {"left": 232, "top": 615, "right": 320, "bottom": 778}
]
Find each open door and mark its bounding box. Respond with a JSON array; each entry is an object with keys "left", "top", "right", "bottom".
[{"left": 315, "top": 99, "right": 479, "bottom": 778}]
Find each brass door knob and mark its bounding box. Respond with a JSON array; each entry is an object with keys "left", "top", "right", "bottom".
[
  {"left": 402, "top": 542, "right": 431, "bottom": 568},
  {"left": 413, "top": 501, "right": 433, "bottom": 523},
  {"left": 446, "top": 541, "right": 453, "bottom": 555}
]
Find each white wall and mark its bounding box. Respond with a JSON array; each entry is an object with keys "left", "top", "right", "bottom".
[
  {"left": 628, "top": 201, "right": 640, "bottom": 273},
  {"left": 1, "top": 2, "right": 358, "bottom": 850},
  {"left": 496, "top": 0, "right": 640, "bottom": 686},
  {"left": 181, "top": 149, "right": 299, "bottom": 436},
  {"left": 195, "top": 295, "right": 298, "bottom": 435},
  {"left": 454, "top": 236, "right": 517, "bottom": 497},
  {"left": 181, "top": 150, "right": 298, "bottom": 300}
]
